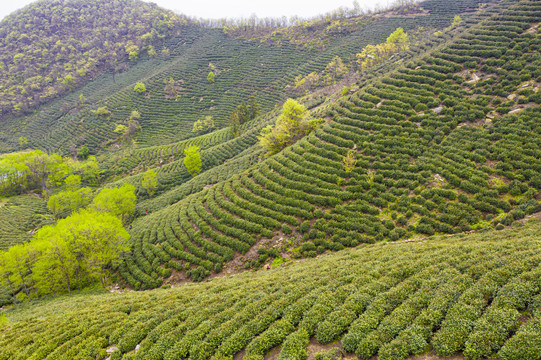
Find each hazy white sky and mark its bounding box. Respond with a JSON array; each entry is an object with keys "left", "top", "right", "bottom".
[{"left": 0, "top": 0, "right": 392, "bottom": 22}]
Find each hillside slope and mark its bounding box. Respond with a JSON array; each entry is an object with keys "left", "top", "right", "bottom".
[
  {"left": 122, "top": 0, "right": 541, "bottom": 288},
  {"left": 1, "top": 220, "right": 540, "bottom": 359},
  {"left": 0, "top": 0, "right": 185, "bottom": 117},
  {"left": 0, "top": 0, "right": 481, "bottom": 154}
]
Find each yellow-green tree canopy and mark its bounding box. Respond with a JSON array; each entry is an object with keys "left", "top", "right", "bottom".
[
  {"left": 64, "top": 174, "right": 81, "bottom": 191},
  {"left": 184, "top": 146, "right": 202, "bottom": 177},
  {"left": 386, "top": 27, "right": 408, "bottom": 45},
  {"left": 258, "top": 99, "right": 323, "bottom": 156},
  {"left": 142, "top": 169, "right": 158, "bottom": 196},
  {"left": 452, "top": 15, "right": 462, "bottom": 27},
  {"left": 47, "top": 187, "right": 93, "bottom": 219},
  {"left": 192, "top": 116, "right": 215, "bottom": 135},
  {"left": 0, "top": 210, "right": 129, "bottom": 298},
  {"left": 0, "top": 150, "right": 71, "bottom": 198},
  {"left": 357, "top": 28, "right": 410, "bottom": 72},
  {"left": 324, "top": 56, "right": 348, "bottom": 85},
  {"left": 90, "top": 183, "right": 136, "bottom": 222},
  {"left": 134, "top": 82, "right": 147, "bottom": 93}
]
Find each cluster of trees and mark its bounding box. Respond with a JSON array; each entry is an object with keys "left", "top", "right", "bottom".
[
  {"left": 217, "top": 0, "right": 417, "bottom": 31},
  {"left": 114, "top": 110, "right": 142, "bottom": 145},
  {"left": 356, "top": 27, "right": 409, "bottom": 71},
  {"left": 0, "top": 183, "right": 135, "bottom": 301},
  {"left": 258, "top": 99, "right": 323, "bottom": 156},
  {"left": 0, "top": 150, "right": 98, "bottom": 199},
  {"left": 47, "top": 175, "right": 92, "bottom": 219},
  {"left": 294, "top": 55, "right": 348, "bottom": 94},
  {"left": 0, "top": 0, "right": 185, "bottom": 115},
  {"left": 219, "top": 1, "right": 420, "bottom": 51},
  {"left": 230, "top": 96, "right": 260, "bottom": 136},
  {"left": 0, "top": 211, "right": 129, "bottom": 301}
]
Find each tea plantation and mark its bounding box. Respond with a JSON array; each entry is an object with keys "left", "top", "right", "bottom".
[
  {"left": 0, "top": 0, "right": 484, "bottom": 155},
  {"left": 1, "top": 222, "right": 541, "bottom": 359},
  {"left": 0, "top": 195, "right": 52, "bottom": 251},
  {"left": 122, "top": 0, "right": 541, "bottom": 288},
  {"left": 0, "top": 0, "right": 541, "bottom": 358}
]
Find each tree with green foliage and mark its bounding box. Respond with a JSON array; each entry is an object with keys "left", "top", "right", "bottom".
[
  {"left": 18, "top": 136, "right": 28, "bottom": 149},
  {"left": 62, "top": 74, "right": 75, "bottom": 89},
  {"left": 230, "top": 113, "right": 241, "bottom": 138},
  {"left": 323, "top": 56, "right": 348, "bottom": 85},
  {"left": 207, "top": 71, "right": 215, "bottom": 83},
  {"left": 233, "top": 100, "right": 250, "bottom": 125},
  {"left": 65, "top": 155, "right": 100, "bottom": 186},
  {"left": 229, "top": 96, "right": 260, "bottom": 137},
  {"left": 0, "top": 150, "right": 72, "bottom": 197},
  {"left": 90, "top": 183, "right": 136, "bottom": 223},
  {"left": 47, "top": 187, "right": 93, "bottom": 219},
  {"left": 115, "top": 124, "right": 130, "bottom": 144},
  {"left": 47, "top": 174, "right": 92, "bottom": 219},
  {"left": 64, "top": 174, "right": 81, "bottom": 191},
  {"left": 93, "top": 106, "right": 111, "bottom": 118},
  {"left": 0, "top": 243, "right": 36, "bottom": 301},
  {"left": 343, "top": 150, "right": 357, "bottom": 173},
  {"left": 452, "top": 15, "right": 462, "bottom": 28},
  {"left": 77, "top": 145, "right": 89, "bottom": 160},
  {"left": 247, "top": 95, "right": 261, "bottom": 120},
  {"left": 126, "top": 44, "right": 140, "bottom": 61},
  {"left": 357, "top": 28, "right": 409, "bottom": 72},
  {"left": 30, "top": 210, "right": 129, "bottom": 295},
  {"left": 142, "top": 169, "right": 158, "bottom": 196},
  {"left": 24, "top": 152, "right": 71, "bottom": 200},
  {"left": 258, "top": 99, "right": 323, "bottom": 156},
  {"left": 386, "top": 27, "right": 408, "bottom": 45},
  {"left": 295, "top": 72, "right": 321, "bottom": 93},
  {"left": 193, "top": 116, "right": 215, "bottom": 135},
  {"left": 184, "top": 145, "right": 202, "bottom": 177},
  {"left": 134, "top": 82, "right": 146, "bottom": 93}
]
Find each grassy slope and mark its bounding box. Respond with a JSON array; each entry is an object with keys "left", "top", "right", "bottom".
[
  {"left": 121, "top": 0, "right": 541, "bottom": 288},
  {"left": 1, "top": 220, "right": 540, "bottom": 359}
]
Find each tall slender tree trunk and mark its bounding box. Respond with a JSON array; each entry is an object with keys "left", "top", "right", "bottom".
[
  {"left": 64, "top": 272, "right": 71, "bottom": 296},
  {"left": 76, "top": 266, "right": 81, "bottom": 291}
]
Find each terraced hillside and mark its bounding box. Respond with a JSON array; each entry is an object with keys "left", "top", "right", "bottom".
[
  {"left": 0, "top": 195, "right": 52, "bottom": 251},
  {"left": 0, "top": 0, "right": 481, "bottom": 155},
  {"left": 121, "top": 0, "right": 541, "bottom": 288},
  {"left": 1, "top": 0, "right": 541, "bottom": 358},
  {"left": 2, "top": 221, "right": 541, "bottom": 360}
]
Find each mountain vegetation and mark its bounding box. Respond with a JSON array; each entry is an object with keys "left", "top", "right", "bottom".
[
  {"left": 0, "top": 0, "right": 186, "bottom": 117},
  {"left": 0, "top": 0, "right": 540, "bottom": 358}
]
